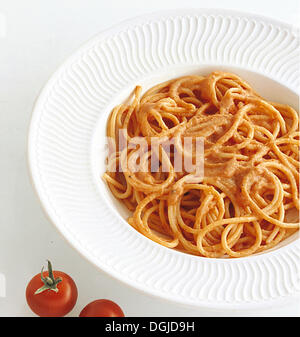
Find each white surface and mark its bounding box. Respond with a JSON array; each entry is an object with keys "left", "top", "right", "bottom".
[{"left": 0, "top": 0, "right": 300, "bottom": 317}]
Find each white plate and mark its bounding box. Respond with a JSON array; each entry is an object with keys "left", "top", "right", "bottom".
[{"left": 28, "top": 9, "right": 300, "bottom": 310}]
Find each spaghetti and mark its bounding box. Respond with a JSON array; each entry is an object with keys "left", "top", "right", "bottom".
[{"left": 103, "top": 71, "right": 299, "bottom": 258}]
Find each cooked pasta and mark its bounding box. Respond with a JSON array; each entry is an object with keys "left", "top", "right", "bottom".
[{"left": 103, "top": 71, "right": 299, "bottom": 258}]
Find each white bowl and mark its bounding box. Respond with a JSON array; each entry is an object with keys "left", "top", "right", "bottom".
[{"left": 28, "top": 9, "right": 300, "bottom": 310}]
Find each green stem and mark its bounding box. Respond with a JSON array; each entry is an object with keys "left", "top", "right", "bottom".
[{"left": 34, "top": 260, "right": 62, "bottom": 295}]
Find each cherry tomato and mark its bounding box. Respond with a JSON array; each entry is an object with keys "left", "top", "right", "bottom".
[
  {"left": 79, "top": 299, "right": 125, "bottom": 317},
  {"left": 26, "top": 260, "right": 78, "bottom": 317}
]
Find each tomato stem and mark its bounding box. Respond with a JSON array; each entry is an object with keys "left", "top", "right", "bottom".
[{"left": 34, "top": 260, "right": 62, "bottom": 295}]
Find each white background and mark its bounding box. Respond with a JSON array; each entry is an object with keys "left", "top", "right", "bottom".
[{"left": 0, "top": 0, "right": 299, "bottom": 317}]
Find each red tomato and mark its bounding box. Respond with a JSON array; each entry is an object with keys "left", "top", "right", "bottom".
[
  {"left": 79, "top": 299, "right": 125, "bottom": 317},
  {"left": 26, "top": 261, "right": 77, "bottom": 317}
]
